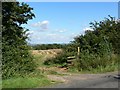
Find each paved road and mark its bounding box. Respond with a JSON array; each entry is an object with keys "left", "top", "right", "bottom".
[
  {"left": 45, "top": 72, "right": 119, "bottom": 88},
  {"left": 49, "top": 75, "right": 118, "bottom": 88},
  {"left": 30, "top": 72, "right": 119, "bottom": 90}
]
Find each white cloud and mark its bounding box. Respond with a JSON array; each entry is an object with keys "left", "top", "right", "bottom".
[
  {"left": 83, "top": 27, "right": 93, "bottom": 31},
  {"left": 40, "top": 20, "right": 49, "bottom": 29},
  {"left": 81, "top": 27, "right": 94, "bottom": 35},
  {"left": 57, "top": 29, "right": 67, "bottom": 33},
  {"left": 31, "top": 20, "right": 49, "bottom": 30},
  {"left": 31, "top": 22, "right": 41, "bottom": 27}
]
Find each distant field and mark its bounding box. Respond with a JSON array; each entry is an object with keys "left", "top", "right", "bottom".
[
  {"left": 31, "top": 49, "right": 62, "bottom": 55},
  {"left": 30, "top": 49, "right": 63, "bottom": 60}
]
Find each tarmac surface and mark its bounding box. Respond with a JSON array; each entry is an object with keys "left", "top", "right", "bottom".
[{"left": 45, "top": 71, "right": 119, "bottom": 88}]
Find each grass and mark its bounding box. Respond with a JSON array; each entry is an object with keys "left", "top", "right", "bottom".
[
  {"left": 90, "top": 64, "right": 118, "bottom": 73},
  {"left": 2, "top": 70, "right": 57, "bottom": 89},
  {"left": 32, "top": 52, "right": 64, "bottom": 75},
  {"left": 67, "top": 63, "right": 118, "bottom": 74},
  {"left": 66, "top": 53, "right": 119, "bottom": 74},
  {"left": 67, "top": 54, "right": 119, "bottom": 74},
  {"left": 2, "top": 76, "right": 51, "bottom": 88},
  {"left": 33, "top": 54, "right": 45, "bottom": 66},
  {"left": 0, "top": 79, "right": 2, "bottom": 90},
  {"left": 2, "top": 50, "right": 59, "bottom": 89}
]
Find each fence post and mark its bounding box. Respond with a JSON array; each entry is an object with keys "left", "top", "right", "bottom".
[
  {"left": 77, "top": 47, "right": 80, "bottom": 71},
  {"left": 77, "top": 47, "right": 80, "bottom": 56}
]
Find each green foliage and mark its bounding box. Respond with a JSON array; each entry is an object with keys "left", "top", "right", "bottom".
[
  {"left": 76, "top": 51, "right": 118, "bottom": 71},
  {"left": 2, "top": 2, "right": 36, "bottom": 79},
  {"left": 2, "top": 45, "right": 36, "bottom": 79},
  {"left": 44, "top": 51, "right": 68, "bottom": 65},
  {"left": 89, "top": 15, "right": 120, "bottom": 54},
  {"left": 74, "top": 15, "right": 119, "bottom": 71}
]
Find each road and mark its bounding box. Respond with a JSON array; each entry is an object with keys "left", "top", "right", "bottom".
[
  {"left": 30, "top": 72, "right": 119, "bottom": 90},
  {"left": 49, "top": 75, "right": 118, "bottom": 88},
  {"left": 45, "top": 72, "right": 119, "bottom": 88}
]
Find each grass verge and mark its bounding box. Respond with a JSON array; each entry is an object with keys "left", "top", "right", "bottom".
[
  {"left": 2, "top": 69, "right": 57, "bottom": 88},
  {"left": 2, "top": 76, "right": 50, "bottom": 88},
  {"left": 67, "top": 63, "right": 118, "bottom": 74}
]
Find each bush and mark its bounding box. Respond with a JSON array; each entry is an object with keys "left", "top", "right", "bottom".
[
  {"left": 2, "top": 44, "right": 36, "bottom": 79},
  {"left": 76, "top": 50, "right": 118, "bottom": 71},
  {"left": 44, "top": 51, "right": 68, "bottom": 65}
]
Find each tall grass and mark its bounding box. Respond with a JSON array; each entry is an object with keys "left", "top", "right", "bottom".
[{"left": 76, "top": 52, "right": 119, "bottom": 72}]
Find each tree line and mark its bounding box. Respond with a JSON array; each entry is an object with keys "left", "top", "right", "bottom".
[{"left": 31, "top": 43, "right": 66, "bottom": 50}]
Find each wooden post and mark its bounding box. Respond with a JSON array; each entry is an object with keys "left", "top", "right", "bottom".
[
  {"left": 77, "top": 47, "right": 80, "bottom": 71},
  {"left": 77, "top": 47, "right": 80, "bottom": 62},
  {"left": 77, "top": 47, "right": 80, "bottom": 56}
]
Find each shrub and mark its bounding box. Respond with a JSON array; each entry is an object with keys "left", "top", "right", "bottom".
[
  {"left": 76, "top": 50, "right": 118, "bottom": 71},
  {"left": 2, "top": 44, "right": 36, "bottom": 79},
  {"left": 44, "top": 51, "right": 68, "bottom": 65}
]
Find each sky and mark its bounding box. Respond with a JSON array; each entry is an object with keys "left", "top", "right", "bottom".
[{"left": 21, "top": 2, "right": 118, "bottom": 44}]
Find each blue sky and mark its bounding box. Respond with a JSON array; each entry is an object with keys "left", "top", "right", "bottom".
[{"left": 22, "top": 2, "right": 118, "bottom": 44}]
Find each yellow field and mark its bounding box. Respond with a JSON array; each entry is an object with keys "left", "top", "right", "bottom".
[{"left": 31, "top": 49, "right": 62, "bottom": 55}]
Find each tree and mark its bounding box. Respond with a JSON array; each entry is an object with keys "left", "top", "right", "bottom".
[
  {"left": 71, "top": 16, "right": 118, "bottom": 71},
  {"left": 90, "top": 15, "right": 120, "bottom": 54},
  {"left": 2, "top": 2, "right": 36, "bottom": 79},
  {"left": 73, "top": 16, "right": 119, "bottom": 55}
]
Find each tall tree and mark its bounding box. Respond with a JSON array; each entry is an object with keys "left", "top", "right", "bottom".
[{"left": 2, "top": 2, "right": 36, "bottom": 79}]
